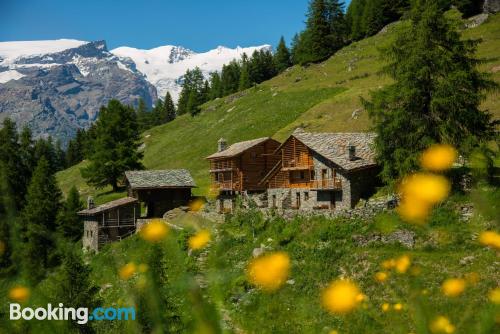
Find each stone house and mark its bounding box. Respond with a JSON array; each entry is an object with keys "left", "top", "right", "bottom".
[
  {"left": 125, "top": 169, "right": 196, "bottom": 218},
  {"left": 261, "top": 129, "right": 379, "bottom": 210},
  {"left": 206, "top": 137, "right": 281, "bottom": 213},
  {"left": 78, "top": 197, "right": 140, "bottom": 252}
]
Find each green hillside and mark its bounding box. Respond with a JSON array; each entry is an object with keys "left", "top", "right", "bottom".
[{"left": 57, "top": 13, "right": 500, "bottom": 202}]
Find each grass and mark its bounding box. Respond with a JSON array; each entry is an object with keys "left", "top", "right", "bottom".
[{"left": 57, "top": 13, "right": 500, "bottom": 202}]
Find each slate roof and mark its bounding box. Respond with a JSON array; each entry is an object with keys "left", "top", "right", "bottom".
[
  {"left": 206, "top": 137, "right": 274, "bottom": 159},
  {"left": 78, "top": 197, "right": 138, "bottom": 216},
  {"left": 291, "top": 129, "right": 377, "bottom": 171},
  {"left": 125, "top": 170, "right": 196, "bottom": 189}
]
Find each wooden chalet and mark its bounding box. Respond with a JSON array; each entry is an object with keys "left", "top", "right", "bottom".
[
  {"left": 78, "top": 197, "right": 139, "bottom": 252},
  {"left": 261, "top": 129, "right": 379, "bottom": 210},
  {"left": 125, "top": 169, "right": 196, "bottom": 218},
  {"left": 206, "top": 137, "right": 280, "bottom": 193}
]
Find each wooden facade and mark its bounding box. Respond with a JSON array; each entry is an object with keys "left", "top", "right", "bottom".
[
  {"left": 266, "top": 136, "right": 342, "bottom": 190},
  {"left": 207, "top": 138, "right": 280, "bottom": 192}
]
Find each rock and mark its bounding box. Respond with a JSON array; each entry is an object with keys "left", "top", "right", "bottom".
[
  {"left": 294, "top": 77, "right": 302, "bottom": 82},
  {"left": 465, "top": 13, "right": 489, "bottom": 28},
  {"left": 459, "top": 256, "right": 475, "bottom": 265},
  {"left": 286, "top": 279, "right": 295, "bottom": 285},
  {"left": 491, "top": 65, "right": 500, "bottom": 73},
  {"left": 252, "top": 247, "right": 265, "bottom": 258},
  {"left": 484, "top": 0, "right": 500, "bottom": 13},
  {"left": 351, "top": 108, "right": 362, "bottom": 119},
  {"left": 99, "top": 283, "right": 113, "bottom": 295},
  {"left": 382, "top": 230, "right": 416, "bottom": 249}
]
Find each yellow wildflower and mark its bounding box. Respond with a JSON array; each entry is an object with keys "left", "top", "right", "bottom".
[
  {"left": 189, "top": 198, "right": 205, "bottom": 212},
  {"left": 488, "top": 288, "right": 500, "bottom": 304},
  {"left": 356, "top": 293, "right": 367, "bottom": 302},
  {"left": 430, "top": 316, "right": 455, "bottom": 334},
  {"left": 189, "top": 230, "right": 211, "bottom": 250},
  {"left": 375, "top": 271, "right": 389, "bottom": 283},
  {"left": 464, "top": 272, "right": 480, "bottom": 285},
  {"left": 247, "top": 252, "right": 290, "bottom": 292},
  {"left": 381, "top": 259, "right": 396, "bottom": 269},
  {"left": 321, "top": 279, "right": 361, "bottom": 314},
  {"left": 138, "top": 263, "right": 149, "bottom": 273},
  {"left": 393, "top": 303, "right": 403, "bottom": 311},
  {"left": 479, "top": 231, "right": 500, "bottom": 249},
  {"left": 397, "top": 198, "right": 432, "bottom": 224},
  {"left": 329, "top": 331, "right": 339, "bottom": 334},
  {"left": 420, "top": 144, "right": 457, "bottom": 171},
  {"left": 119, "top": 262, "right": 136, "bottom": 280},
  {"left": 395, "top": 255, "right": 411, "bottom": 274},
  {"left": 441, "top": 278, "right": 466, "bottom": 297},
  {"left": 400, "top": 173, "right": 451, "bottom": 205},
  {"left": 381, "top": 303, "right": 390, "bottom": 312},
  {"left": 140, "top": 219, "right": 169, "bottom": 242},
  {"left": 8, "top": 286, "right": 30, "bottom": 303}
]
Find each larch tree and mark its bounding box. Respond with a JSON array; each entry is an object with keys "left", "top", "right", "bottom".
[
  {"left": 163, "top": 91, "right": 176, "bottom": 122},
  {"left": 274, "top": 36, "right": 292, "bottom": 73},
  {"left": 81, "top": 99, "right": 144, "bottom": 191},
  {"left": 364, "top": 0, "right": 497, "bottom": 183},
  {"left": 56, "top": 186, "right": 83, "bottom": 242}
]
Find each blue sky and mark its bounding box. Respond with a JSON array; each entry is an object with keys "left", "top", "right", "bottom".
[{"left": 0, "top": 0, "right": 351, "bottom": 51}]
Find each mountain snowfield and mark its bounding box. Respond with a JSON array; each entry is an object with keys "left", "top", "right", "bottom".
[
  {"left": 111, "top": 44, "right": 271, "bottom": 100},
  {"left": 0, "top": 39, "right": 271, "bottom": 101}
]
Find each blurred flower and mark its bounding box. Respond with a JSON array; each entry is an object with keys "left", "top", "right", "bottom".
[
  {"left": 420, "top": 144, "right": 457, "bottom": 171},
  {"left": 356, "top": 293, "right": 367, "bottom": 302},
  {"left": 397, "top": 199, "right": 431, "bottom": 224},
  {"left": 430, "top": 316, "right": 455, "bottom": 333},
  {"left": 382, "top": 259, "right": 396, "bottom": 269},
  {"left": 464, "top": 272, "right": 480, "bottom": 285},
  {"left": 329, "top": 330, "right": 339, "bottom": 334},
  {"left": 393, "top": 303, "right": 403, "bottom": 311},
  {"left": 395, "top": 255, "right": 411, "bottom": 274},
  {"left": 479, "top": 231, "right": 500, "bottom": 249},
  {"left": 138, "top": 263, "right": 149, "bottom": 273},
  {"left": 381, "top": 303, "right": 390, "bottom": 312},
  {"left": 399, "top": 173, "right": 450, "bottom": 205},
  {"left": 488, "top": 288, "right": 500, "bottom": 304},
  {"left": 442, "top": 278, "right": 466, "bottom": 297},
  {"left": 375, "top": 271, "right": 389, "bottom": 283},
  {"left": 8, "top": 286, "right": 30, "bottom": 302},
  {"left": 247, "top": 252, "right": 290, "bottom": 292},
  {"left": 421, "top": 289, "right": 429, "bottom": 295},
  {"left": 189, "top": 198, "right": 205, "bottom": 212},
  {"left": 140, "top": 219, "right": 169, "bottom": 242},
  {"left": 119, "top": 262, "right": 136, "bottom": 280},
  {"left": 321, "top": 279, "right": 361, "bottom": 314},
  {"left": 189, "top": 230, "right": 211, "bottom": 250},
  {"left": 136, "top": 276, "right": 147, "bottom": 290}
]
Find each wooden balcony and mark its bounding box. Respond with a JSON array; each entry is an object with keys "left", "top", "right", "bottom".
[
  {"left": 310, "top": 178, "right": 342, "bottom": 190},
  {"left": 210, "top": 160, "right": 236, "bottom": 172},
  {"left": 282, "top": 159, "right": 313, "bottom": 171},
  {"left": 210, "top": 180, "right": 242, "bottom": 192}
]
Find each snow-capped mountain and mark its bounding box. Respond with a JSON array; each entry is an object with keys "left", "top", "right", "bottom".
[
  {"left": 110, "top": 44, "right": 271, "bottom": 101},
  {"left": 0, "top": 39, "right": 157, "bottom": 143},
  {"left": 0, "top": 39, "right": 270, "bottom": 143}
]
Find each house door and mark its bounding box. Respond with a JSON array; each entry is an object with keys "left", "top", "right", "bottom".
[
  {"left": 322, "top": 169, "right": 328, "bottom": 188},
  {"left": 296, "top": 192, "right": 301, "bottom": 209},
  {"left": 272, "top": 194, "right": 277, "bottom": 208}
]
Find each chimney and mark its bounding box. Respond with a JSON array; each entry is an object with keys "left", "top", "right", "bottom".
[
  {"left": 217, "top": 138, "right": 227, "bottom": 152},
  {"left": 87, "top": 196, "right": 95, "bottom": 210},
  {"left": 348, "top": 142, "right": 356, "bottom": 161}
]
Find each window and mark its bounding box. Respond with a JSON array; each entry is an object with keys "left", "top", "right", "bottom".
[
  {"left": 311, "top": 170, "right": 315, "bottom": 180},
  {"left": 300, "top": 171, "right": 305, "bottom": 179},
  {"left": 304, "top": 192, "right": 309, "bottom": 201}
]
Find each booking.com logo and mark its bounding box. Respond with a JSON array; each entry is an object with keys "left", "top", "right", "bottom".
[{"left": 10, "top": 303, "right": 136, "bottom": 324}]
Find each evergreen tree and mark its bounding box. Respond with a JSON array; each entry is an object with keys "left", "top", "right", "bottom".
[
  {"left": 136, "top": 98, "right": 151, "bottom": 131},
  {"left": 0, "top": 162, "right": 14, "bottom": 271},
  {"left": 290, "top": 33, "right": 303, "bottom": 65},
  {"left": 364, "top": 0, "right": 497, "bottom": 182},
  {"left": 163, "top": 91, "right": 176, "bottom": 122},
  {"left": 238, "top": 54, "right": 252, "bottom": 91},
  {"left": 362, "top": 0, "right": 387, "bottom": 36},
  {"left": 274, "top": 36, "right": 292, "bottom": 73},
  {"left": 221, "top": 60, "right": 241, "bottom": 95},
  {"left": 81, "top": 100, "right": 144, "bottom": 191},
  {"left": 19, "top": 157, "right": 61, "bottom": 283},
  {"left": 209, "top": 72, "right": 223, "bottom": 99},
  {"left": 177, "top": 68, "right": 205, "bottom": 115},
  {"left": 56, "top": 186, "right": 83, "bottom": 242},
  {"left": 66, "top": 129, "right": 87, "bottom": 167},
  {"left": 51, "top": 247, "right": 100, "bottom": 333}
]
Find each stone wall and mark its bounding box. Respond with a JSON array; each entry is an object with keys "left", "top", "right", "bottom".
[{"left": 83, "top": 220, "right": 99, "bottom": 252}]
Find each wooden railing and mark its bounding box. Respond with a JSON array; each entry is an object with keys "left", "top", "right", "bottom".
[
  {"left": 282, "top": 159, "right": 312, "bottom": 170},
  {"left": 311, "top": 178, "right": 342, "bottom": 190},
  {"left": 210, "top": 160, "right": 235, "bottom": 171},
  {"left": 211, "top": 180, "right": 242, "bottom": 192}
]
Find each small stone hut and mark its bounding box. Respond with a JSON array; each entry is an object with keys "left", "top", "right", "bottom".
[{"left": 125, "top": 169, "right": 196, "bottom": 218}]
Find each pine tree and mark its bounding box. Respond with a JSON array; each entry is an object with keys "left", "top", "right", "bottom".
[
  {"left": 290, "top": 33, "right": 303, "bottom": 65},
  {"left": 209, "top": 72, "right": 223, "bottom": 99},
  {"left": 19, "top": 157, "right": 62, "bottom": 283},
  {"left": 81, "top": 100, "right": 144, "bottom": 191},
  {"left": 238, "top": 54, "right": 252, "bottom": 91},
  {"left": 326, "top": 0, "right": 348, "bottom": 52},
  {"left": 57, "top": 186, "right": 83, "bottom": 242},
  {"left": 362, "top": 0, "right": 386, "bottom": 36},
  {"left": 221, "top": 60, "right": 241, "bottom": 95},
  {"left": 136, "top": 97, "right": 151, "bottom": 131},
  {"left": 274, "top": 36, "right": 292, "bottom": 73},
  {"left": 0, "top": 162, "right": 14, "bottom": 271},
  {"left": 163, "top": 91, "right": 176, "bottom": 122},
  {"left": 177, "top": 68, "right": 205, "bottom": 115},
  {"left": 364, "top": 0, "right": 497, "bottom": 182}
]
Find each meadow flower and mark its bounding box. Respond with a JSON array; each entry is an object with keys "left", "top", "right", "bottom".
[
  {"left": 328, "top": 330, "right": 339, "bottom": 334},
  {"left": 430, "top": 316, "right": 455, "bottom": 333},
  {"left": 381, "top": 303, "right": 390, "bottom": 312},
  {"left": 321, "top": 279, "right": 361, "bottom": 314},
  {"left": 8, "top": 286, "right": 30, "bottom": 302},
  {"left": 381, "top": 259, "right": 396, "bottom": 269},
  {"left": 189, "top": 198, "right": 205, "bottom": 212},
  {"left": 399, "top": 173, "right": 450, "bottom": 205},
  {"left": 189, "top": 229, "right": 211, "bottom": 250},
  {"left": 395, "top": 255, "right": 411, "bottom": 274},
  {"left": 488, "top": 288, "right": 500, "bottom": 304},
  {"left": 375, "top": 271, "right": 389, "bottom": 282},
  {"left": 247, "top": 252, "right": 290, "bottom": 292},
  {"left": 140, "top": 219, "right": 169, "bottom": 242},
  {"left": 138, "top": 263, "right": 149, "bottom": 273},
  {"left": 119, "top": 262, "right": 137, "bottom": 280},
  {"left": 464, "top": 272, "right": 480, "bottom": 285},
  {"left": 393, "top": 303, "right": 403, "bottom": 311},
  {"left": 397, "top": 199, "right": 431, "bottom": 224},
  {"left": 442, "top": 278, "right": 466, "bottom": 297},
  {"left": 420, "top": 144, "right": 457, "bottom": 171},
  {"left": 479, "top": 231, "right": 500, "bottom": 249}
]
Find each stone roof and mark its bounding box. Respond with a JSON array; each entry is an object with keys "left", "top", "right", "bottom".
[
  {"left": 125, "top": 170, "right": 196, "bottom": 189},
  {"left": 78, "top": 197, "right": 138, "bottom": 215},
  {"left": 291, "top": 129, "right": 377, "bottom": 171},
  {"left": 206, "top": 137, "right": 273, "bottom": 159}
]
